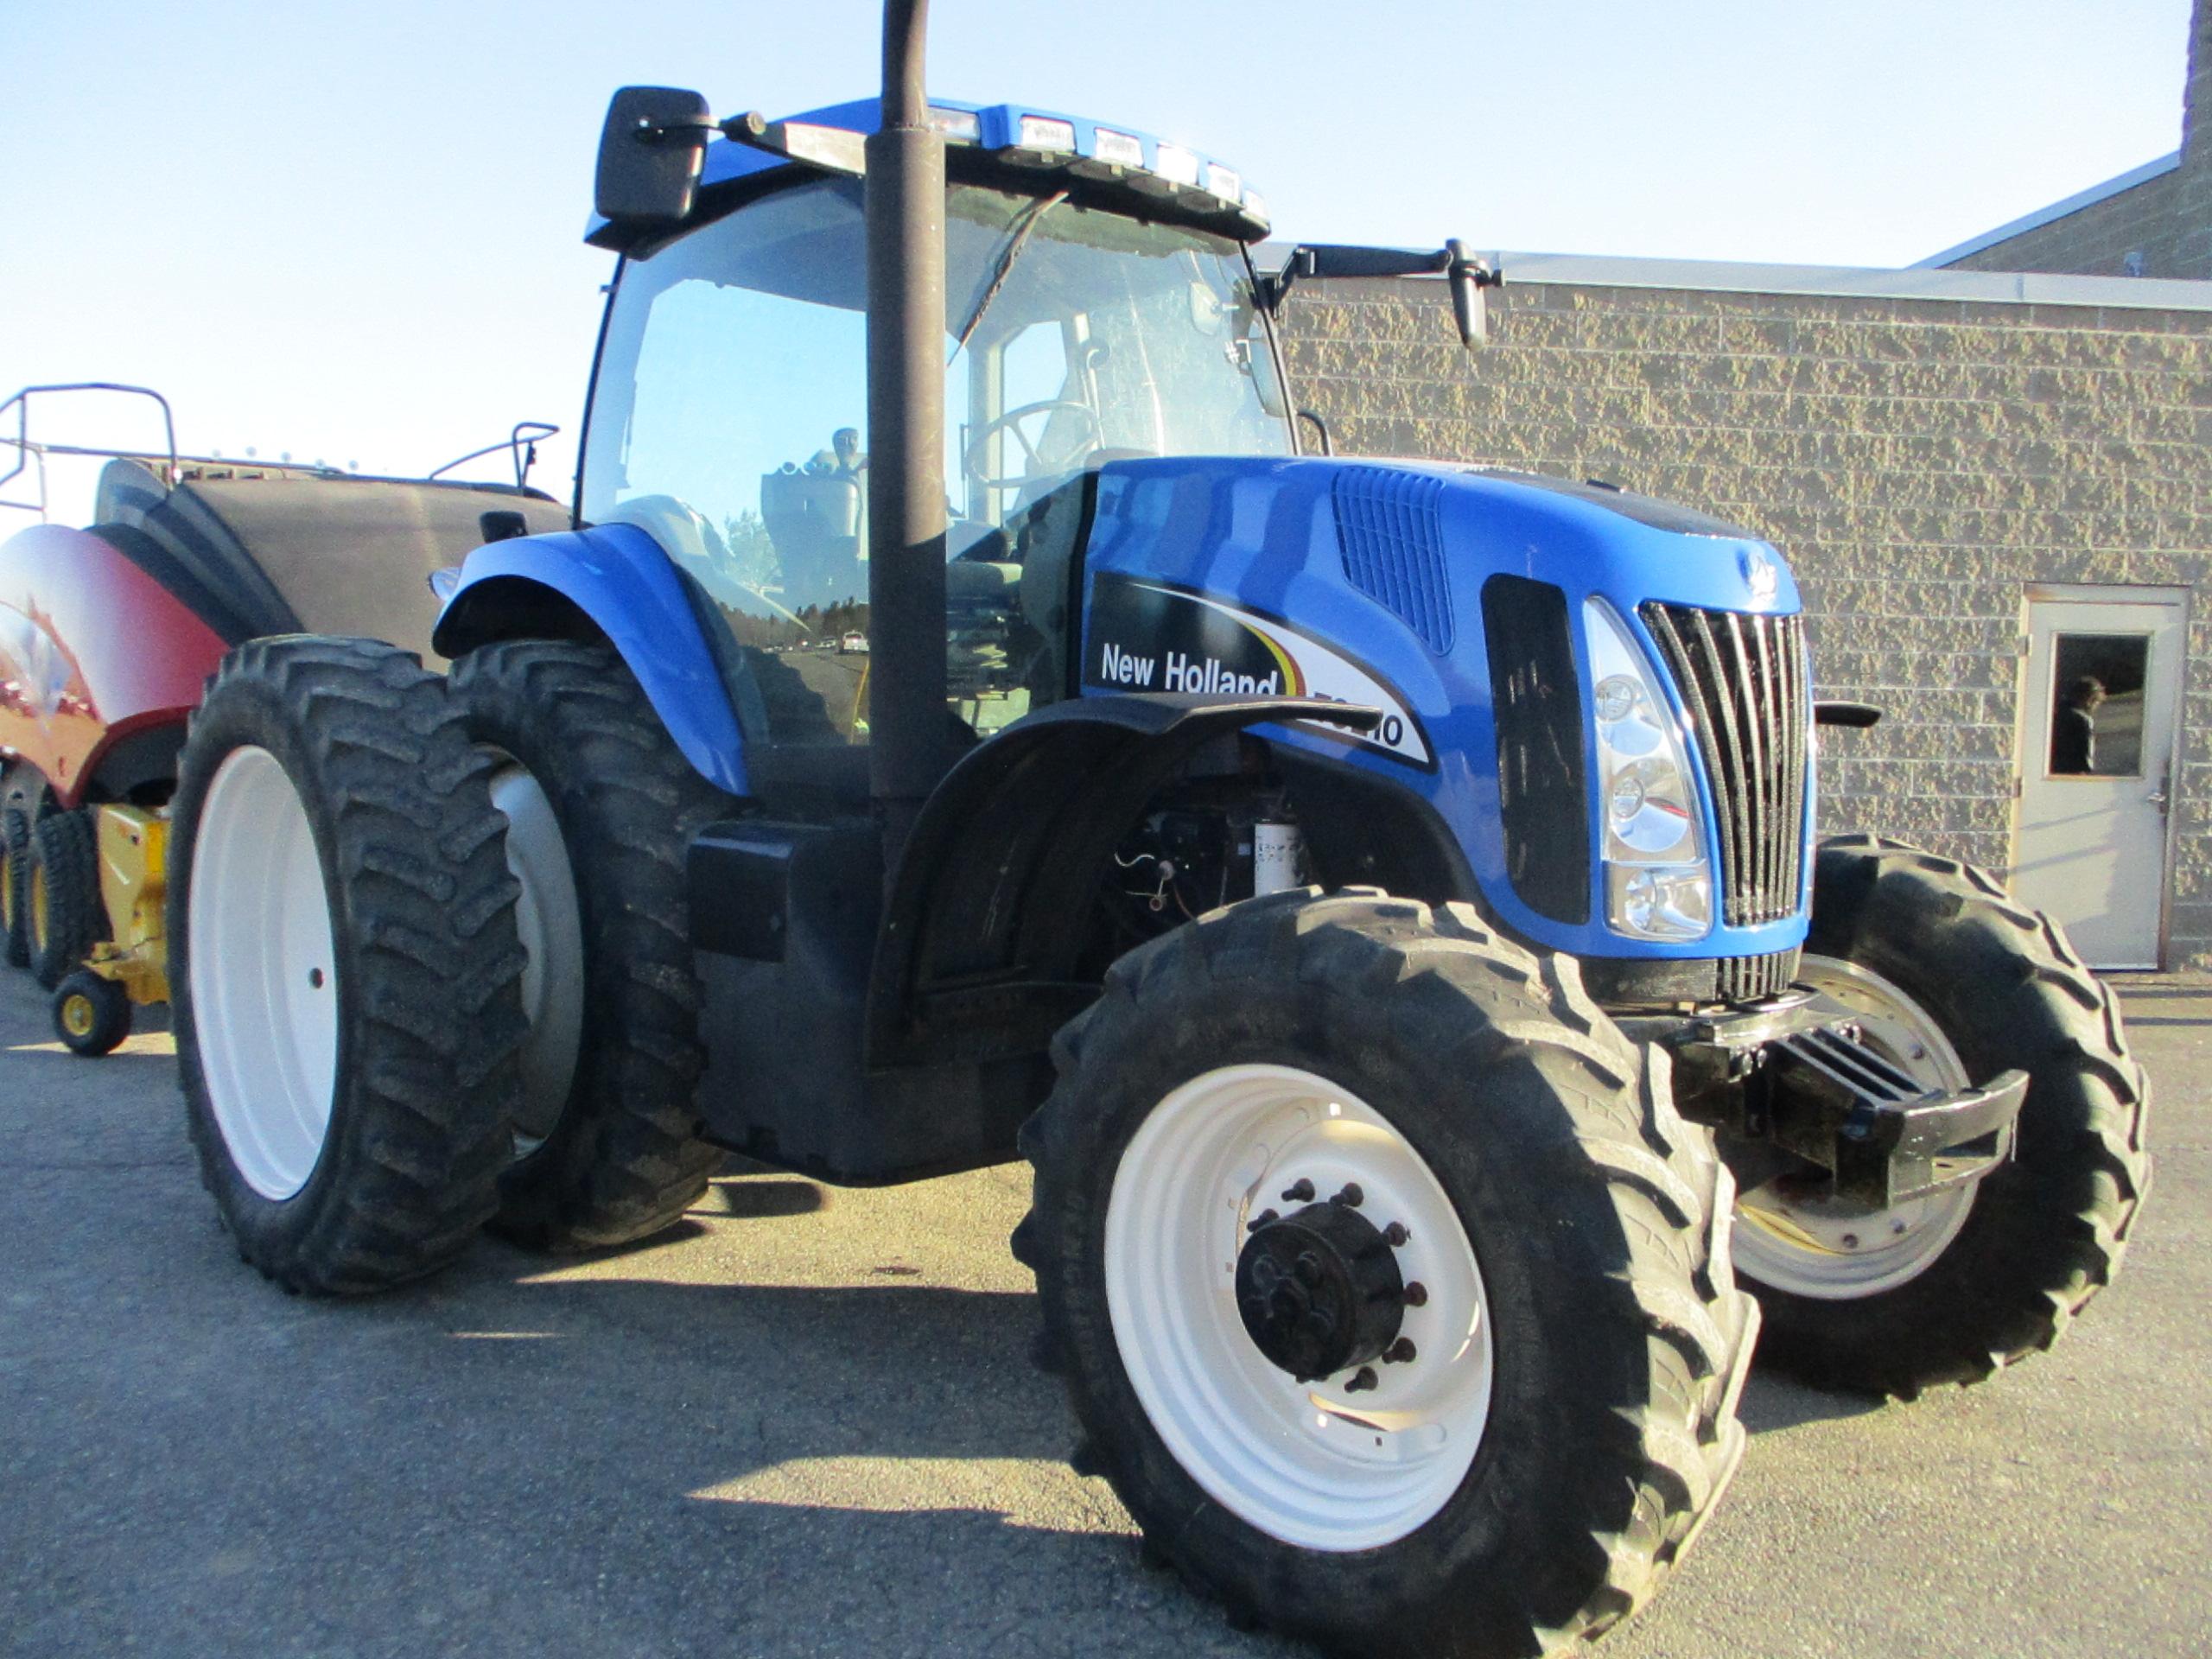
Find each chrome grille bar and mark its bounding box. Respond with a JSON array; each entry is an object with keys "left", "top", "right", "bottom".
[{"left": 1639, "top": 602, "right": 1810, "bottom": 927}]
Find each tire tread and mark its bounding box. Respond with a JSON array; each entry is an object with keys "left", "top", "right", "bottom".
[{"left": 1017, "top": 890, "right": 1757, "bottom": 1656}]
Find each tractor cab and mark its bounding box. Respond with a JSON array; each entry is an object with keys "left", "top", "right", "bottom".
[{"left": 578, "top": 107, "right": 1291, "bottom": 766}]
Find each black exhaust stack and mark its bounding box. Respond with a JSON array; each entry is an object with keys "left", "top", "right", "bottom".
[{"left": 865, "top": 0, "right": 950, "bottom": 861}]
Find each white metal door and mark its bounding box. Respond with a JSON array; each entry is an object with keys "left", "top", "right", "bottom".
[{"left": 2012, "top": 588, "right": 2187, "bottom": 969}]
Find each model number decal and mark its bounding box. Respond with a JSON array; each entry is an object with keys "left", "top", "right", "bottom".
[{"left": 1084, "top": 575, "right": 1432, "bottom": 767}]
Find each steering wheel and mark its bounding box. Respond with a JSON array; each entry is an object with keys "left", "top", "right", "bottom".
[{"left": 963, "top": 399, "right": 1103, "bottom": 495}]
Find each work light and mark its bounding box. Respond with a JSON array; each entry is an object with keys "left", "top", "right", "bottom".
[{"left": 1584, "top": 599, "right": 1712, "bottom": 941}]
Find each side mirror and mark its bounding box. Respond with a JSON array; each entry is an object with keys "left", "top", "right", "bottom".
[
  {"left": 594, "top": 86, "right": 715, "bottom": 228},
  {"left": 1446, "top": 238, "right": 1501, "bottom": 348}
]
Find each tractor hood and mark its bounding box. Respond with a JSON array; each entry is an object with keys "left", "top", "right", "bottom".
[{"left": 1076, "top": 454, "right": 1810, "bottom": 962}]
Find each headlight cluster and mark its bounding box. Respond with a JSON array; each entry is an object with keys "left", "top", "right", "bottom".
[{"left": 1583, "top": 600, "right": 1712, "bottom": 941}]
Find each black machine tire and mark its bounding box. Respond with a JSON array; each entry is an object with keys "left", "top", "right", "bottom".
[
  {"left": 448, "top": 639, "right": 729, "bottom": 1251},
  {"left": 1017, "top": 889, "right": 1758, "bottom": 1658},
  {"left": 26, "top": 809, "right": 105, "bottom": 989},
  {"left": 168, "top": 636, "right": 528, "bottom": 1295},
  {"left": 53, "top": 969, "right": 132, "bottom": 1057},
  {"left": 0, "top": 789, "right": 32, "bottom": 969},
  {"left": 1734, "top": 834, "right": 2152, "bottom": 1397}
]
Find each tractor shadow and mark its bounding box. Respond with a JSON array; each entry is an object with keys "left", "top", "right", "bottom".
[
  {"left": 287, "top": 1246, "right": 1287, "bottom": 1654},
  {"left": 1736, "top": 1372, "right": 1884, "bottom": 1433},
  {"left": 2107, "top": 983, "right": 2212, "bottom": 1026}
]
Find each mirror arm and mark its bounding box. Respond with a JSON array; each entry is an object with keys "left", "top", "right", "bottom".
[
  {"left": 1255, "top": 247, "right": 1316, "bottom": 314},
  {"left": 723, "top": 112, "right": 869, "bottom": 178},
  {"left": 631, "top": 112, "right": 718, "bottom": 145},
  {"left": 1260, "top": 241, "right": 1501, "bottom": 347}
]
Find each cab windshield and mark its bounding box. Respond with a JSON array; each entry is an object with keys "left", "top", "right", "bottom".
[{"left": 580, "top": 175, "right": 1291, "bottom": 746}]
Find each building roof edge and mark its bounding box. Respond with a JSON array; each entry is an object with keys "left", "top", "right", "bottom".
[
  {"left": 1257, "top": 240, "right": 2212, "bottom": 313},
  {"left": 1913, "top": 151, "right": 2183, "bottom": 268}
]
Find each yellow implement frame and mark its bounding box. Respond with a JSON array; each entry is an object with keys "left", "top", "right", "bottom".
[{"left": 86, "top": 805, "right": 169, "bottom": 1005}]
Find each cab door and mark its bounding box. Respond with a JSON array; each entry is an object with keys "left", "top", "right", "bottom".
[{"left": 2012, "top": 585, "right": 2187, "bottom": 969}]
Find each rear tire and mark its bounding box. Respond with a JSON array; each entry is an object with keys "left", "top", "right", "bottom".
[
  {"left": 169, "top": 636, "right": 528, "bottom": 1294},
  {"left": 448, "top": 639, "right": 730, "bottom": 1251},
  {"left": 53, "top": 969, "right": 131, "bottom": 1056},
  {"left": 1731, "top": 835, "right": 2152, "bottom": 1396},
  {"left": 27, "top": 810, "right": 104, "bottom": 989},
  {"left": 1019, "top": 891, "right": 1757, "bottom": 1657}
]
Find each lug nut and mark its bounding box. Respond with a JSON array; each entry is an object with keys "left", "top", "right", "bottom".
[
  {"left": 1332, "top": 1183, "right": 1364, "bottom": 1209},
  {"left": 1383, "top": 1338, "right": 1417, "bottom": 1364},
  {"left": 1344, "top": 1367, "right": 1379, "bottom": 1393},
  {"left": 1383, "top": 1222, "right": 1410, "bottom": 1247},
  {"left": 1840, "top": 1233, "right": 1859, "bottom": 1249},
  {"left": 1281, "top": 1179, "right": 1315, "bottom": 1202},
  {"left": 1402, "top": 1281, "right": 1428, "bottom": 1307},
  {"left": 1246, "top": 1208, "right": 1279, "bottom": 1234}
]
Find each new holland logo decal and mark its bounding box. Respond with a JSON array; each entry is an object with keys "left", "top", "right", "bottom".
[{"left": 1084, "top": 574, "right": 1433, "bottom": 767}]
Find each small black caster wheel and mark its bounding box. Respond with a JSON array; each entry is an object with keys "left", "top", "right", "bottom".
[{"left": 53, "top": 969, "right": 132, "bottom": 1057}]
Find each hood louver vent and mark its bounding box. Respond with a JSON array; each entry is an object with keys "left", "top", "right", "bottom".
[{"left": 1332, "top": 469, "right": 1453, "bottom": 653}]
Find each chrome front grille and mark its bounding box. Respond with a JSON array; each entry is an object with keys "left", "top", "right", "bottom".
[
  {"left": 1718, "top": 947, "right": 1802, "bottom": 1002},
  {"left": 1638, "top": 603, "right": 1810, "bottom": 928}
]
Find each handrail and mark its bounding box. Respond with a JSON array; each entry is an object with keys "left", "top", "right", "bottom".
[
  {"left": 1, "top": 388, "right": 560, "bottom": 524},
  {"left": 0, "top": 384, "right": 179, "bottom": 520},
  {"left": 426, "top": 422, "right": 560, "bottom": 490}
]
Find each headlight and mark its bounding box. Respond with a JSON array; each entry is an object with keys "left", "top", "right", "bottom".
[{"left": 1584, "top": 599, "right": 1712, "bottom": 941}]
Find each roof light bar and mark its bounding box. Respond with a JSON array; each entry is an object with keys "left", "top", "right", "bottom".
[
  {"left": 1017, "top": 114, "right": 1077, "bottom": 151},
  {"left": 1092, "top": 128, "right": 1144, "bottom": 168},
  {"left": 1153, "top": 143, "right": 1200, "bottom": 187}
]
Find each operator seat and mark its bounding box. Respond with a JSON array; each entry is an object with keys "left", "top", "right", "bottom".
[{"left": 92, "top": 457, "right": 569, "bottom": 664}]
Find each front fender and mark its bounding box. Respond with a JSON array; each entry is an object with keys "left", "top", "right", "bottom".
[
  {"left": 432, "top": 523, "right": 749, "bottom": 795},
  {"left": 868, "top": 691, "right": 1378, "bottom": 1066}
]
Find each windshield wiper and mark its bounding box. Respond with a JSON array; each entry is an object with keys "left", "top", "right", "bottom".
[{"left": 949, "top": 191, "right": 1068, "bottom": 359}]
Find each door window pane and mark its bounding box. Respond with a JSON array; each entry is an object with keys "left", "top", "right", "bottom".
[{"left": 2048, "top": 632, "right": 2148, "bottom": 778}]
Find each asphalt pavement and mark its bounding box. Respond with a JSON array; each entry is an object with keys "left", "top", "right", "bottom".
[{"left": 1, "top": 966, "right": 2204, "bottom": 1659}]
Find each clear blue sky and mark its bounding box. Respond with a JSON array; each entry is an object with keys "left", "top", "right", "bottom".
[{"left": 0, "top": 0, "right": 2192, "bottom": 524}]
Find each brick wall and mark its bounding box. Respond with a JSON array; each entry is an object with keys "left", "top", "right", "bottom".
[
  {"left": 2183, "top": 0, "right": 2212, "bottom": 274},
  {"left": 1278, "top": 276, "right": 2212, "bottom": 962},
  {"left": 1943, "top": 168, "right": 2194, "bottom": 280},
  {"left": 1944, "top": 0, "right": 2209, "bottom": 279}
]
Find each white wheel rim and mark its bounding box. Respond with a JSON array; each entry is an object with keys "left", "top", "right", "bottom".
[
  {"left": 188, "top": 746, "right": 340, "bottom": 1201},
  {"left": 1104, "top": 1063, "right": 1493, "bottom": 1552},
  {"left": 1732, "top": 955, "right": 1978, "bottom": 1300},
  {"left": 486, "top": 758, "right": 584, "bottom": 1154}
]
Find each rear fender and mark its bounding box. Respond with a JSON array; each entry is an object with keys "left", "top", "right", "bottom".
[
  {"left": 0, "top": 522, "right": 227, "bottom": 807},
  {"left": 432, "top": 523, "right": 749, "bottom": 795}
]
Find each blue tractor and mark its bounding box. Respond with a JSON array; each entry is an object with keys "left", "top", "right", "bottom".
[{"left": 163, "top": 6, "right": 2148, "bottom": 1652}]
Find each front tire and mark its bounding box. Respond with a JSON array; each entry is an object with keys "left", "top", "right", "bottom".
[
  {"left": 169, "top": 637, "right": 528, "bottom": 1294},
  {"left": 53, "top": 969, "right": 132, "bottom": 1056},
  {"left": 448, "top": 640, "right": 730, "bottom": 1251},
  {"left": 1731, "top": 835, "right": 2152, "bottom": 1396},
  {"left": 1019, "top": 891, "right": 1757, "bottom": 1657}
]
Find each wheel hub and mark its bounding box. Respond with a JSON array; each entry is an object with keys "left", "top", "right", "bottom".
[{"left": 1235, "top": 1198, "right": 1405, "bottom": 1381}]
